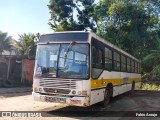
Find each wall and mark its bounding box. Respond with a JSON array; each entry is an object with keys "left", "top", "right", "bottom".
[
  {"left": 0, "top": 56, "right": 35, "bottom": 87},
  {"left": 22, "top": 59, "right": 35, "bottom": 85},
  {"left": 0, "top": 56, "right": 22, "bottom": 87}
]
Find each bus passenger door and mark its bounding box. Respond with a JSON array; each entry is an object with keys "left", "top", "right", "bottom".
[{"left": 90, "top": 38, "right": 105, "bottom": 105}]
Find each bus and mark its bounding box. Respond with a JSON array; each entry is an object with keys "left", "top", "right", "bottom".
[{"left": 32, "top": 31, "right": 141, "bottom": 107}]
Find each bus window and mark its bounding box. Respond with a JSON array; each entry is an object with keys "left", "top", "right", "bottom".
[
  {"left": 75, "top": 52, "right": 87, "bottom": 62},
  {"left": 138, "top": 63, "right": 141, "bottom": 73},
  {"left": 92, "top": 46, "right": 103, "bottom": 68},
  {"left": 135, "top": 62, "right": 138, "bottom": 73},
  {"left": 121, "top": 55, "right": 126, "bottom": 71},
  {"left": 58, "top": 44, "right": 89, "bottom": 79},
  {"left": 113, "top": 52, "right": 120, "bottom": 71},
  {"left": 131, "top": 60, "right": 135, "bottom": 73},
  {"left": 92, "top": 46, "right": 103, "bottom": 79},
  {"left": 127, "top": 58, "right": 131, "bottom": 72},
  {"left": 105, "top": 48, "right": 112, "bottom": 70}
]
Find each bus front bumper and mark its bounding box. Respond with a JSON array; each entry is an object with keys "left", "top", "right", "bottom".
[{"left": 32, "top": 92, "right": 90, "bottom": 107}]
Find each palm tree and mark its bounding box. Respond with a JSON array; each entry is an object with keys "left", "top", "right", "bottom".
[
  {"left": 9, "top": 40, "right": 23, "bottom": 55},
  {"left": 18, "top": 33, "right": 35, "bottom": 55},
  {"left": 0, "top": 31, "right": 12, "bottom": 55},
  {"left": 35, "top": 33, "right": 40, "bottom": 42}
]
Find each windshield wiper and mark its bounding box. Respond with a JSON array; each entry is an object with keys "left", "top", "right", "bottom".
[{"left": 64, "top": 41, "right": 76, "bottom": 66}]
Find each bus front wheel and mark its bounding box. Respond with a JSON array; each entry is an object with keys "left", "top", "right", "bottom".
[{"left": 100, "top": 87, "right": 111, "bottom": 107}]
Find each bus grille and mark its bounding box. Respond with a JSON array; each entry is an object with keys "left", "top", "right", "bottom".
[
  {"left": 43, "top": 88, "right": 71, "bottom": 94},
  {"left": 39, "top": 78, "right": 76, "bottom": 89}
]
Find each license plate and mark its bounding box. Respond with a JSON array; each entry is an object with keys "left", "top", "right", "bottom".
[{"left": 45, "top": 96, "right": 66, "bottom": 103}]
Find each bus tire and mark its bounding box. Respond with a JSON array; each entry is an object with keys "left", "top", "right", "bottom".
[
  {"left": 100, "top": 86, "right": 112, "bottom": 107},
  {"left": 130, "top": 82, "right": 135, "bottom": 95}
]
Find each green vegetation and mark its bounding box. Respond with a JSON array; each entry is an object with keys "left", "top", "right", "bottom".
[
  {"left": 0, "top": 31, "right": 13, "bottom": 55},
  {"left": 142, "top": 38, "right": 160, "bottom": 82},
  {"left": 141, "top": 83, "right": 160, "bottom": 90},
  {"left": 48, "top": 0, "right": 160, "bottom": 58},
  {"left": 48, "top": 0, "right": 160, "bottom": 86},
  {"left": 0, "top": 31, "right": 39, "bottom": 58},
  {"left": 18, "top": 33, "right": 40, "bottom": 59},
  {"left": 18, "top": 33, "right": 35, "bottom": 55},
  {"left": 48, "top": 0, "right": 96, "bottom": 32}
]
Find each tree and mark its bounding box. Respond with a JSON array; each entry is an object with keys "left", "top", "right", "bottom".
[
  {"left": 141, "top": 37, "right": 160, "bottom": 81},
  {"left": 48, "top": 0, "right": 79, "bottom": 31},
  {"left": 48, "top": 0, "right": 160, "bottom": 60},
  {"left": 77, "top": 0, "right": 96, "bottom": 32},
  {"left": 48, "top": 0, "right": 96, "bottom": 32},
  {"left": 0, "top": 31, "right": 13, "bottom": 55},
  {"left": 9, "top": 39, "right": 22, "bottom": 55},
  {"left": 92, "top": 0, "right": 159, "bottom": 59},
  {"left": 18, "top": 33, "right": 35, "bottom": 55}
]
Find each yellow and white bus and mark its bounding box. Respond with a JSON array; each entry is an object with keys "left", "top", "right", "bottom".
[{"left": 32, "top": 31, "right": 141, "bottom": 107}]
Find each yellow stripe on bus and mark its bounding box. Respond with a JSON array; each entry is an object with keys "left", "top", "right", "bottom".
[{"left": 91, "top": 78, "right": 141, "bottom": 89}]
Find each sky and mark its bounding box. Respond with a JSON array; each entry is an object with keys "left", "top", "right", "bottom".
[
  {"left": 0, "top": 0, "right": 99, "bottom": 40},
  {"left": 0, "top": 0, "right": 53, "bottom": 40}
]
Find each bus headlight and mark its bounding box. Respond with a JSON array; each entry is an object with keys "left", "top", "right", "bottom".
[
  {"left": 72, "top": 90, "right": 76, "bottom": 94},
  {"left": 82, "top": 90, "right": 87, "bottom": 96},
  {"left": 39, "top": 88, "right": 43, "bottom": 92},
  {"left": 78, "top": 91, "right": 81, "bottom": 95}
]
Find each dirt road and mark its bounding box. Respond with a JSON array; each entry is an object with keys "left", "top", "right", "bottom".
[{"left": 0, "top": 90, "right": 160, "bottom": 120}]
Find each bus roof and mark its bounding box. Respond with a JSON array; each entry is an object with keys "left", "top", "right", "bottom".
[
  {"left": 40, "top": 31, "right": 140, "bottom": 62},
  {"left": 39, "top": 31, "right": 89, "bottom": 42}
]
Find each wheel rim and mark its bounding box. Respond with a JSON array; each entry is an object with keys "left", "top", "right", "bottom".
[
  {"left": 132, "top": 82, "right": 135, "bottom": 91},
  {"left": 104, "top": 89, "right": 110, "bottom": 105}
]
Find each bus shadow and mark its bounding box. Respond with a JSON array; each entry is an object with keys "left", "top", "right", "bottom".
[
  {"left": 46, "top": 90, "right": 160, "bottom": 118},
  {"left": 46, "top": 92, "right": 132, "bottom": 117}
]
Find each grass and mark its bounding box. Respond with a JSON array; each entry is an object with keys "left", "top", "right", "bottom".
[
  {"left": 141, "top": 73, "right": 160, "bottom": 90},
  {"left": 140, "top": 83, "right": 160, "bottom": 90}
]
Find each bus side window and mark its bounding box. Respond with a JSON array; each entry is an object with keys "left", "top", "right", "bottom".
[
  {"left": 135, "top": 62, "right": 138, "bottom": 73},
  {"left": 92, "top": 46, "right": 103, "bottom": 68},
  {"left": 113, "top": 52, "right": 120, "bottom": 71},
  {"left": 121, "top": 55, "right": 126, "bottom": 71},
  {"left": 138, "top": 63, "right": 141, "bottom": 73},
  {"left": 131, "top": 60, "right": 135, "bottom": 73},
  {"left": 105, "top": 47, "right": 112, "bottom": 70},
  {"left": 127, "top": 58, "right": 131, "bottom": 72},
  {"left": 92, "top": 46, "right": 103, "bottom": 79}
]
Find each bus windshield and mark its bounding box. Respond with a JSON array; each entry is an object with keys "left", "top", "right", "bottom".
[{"left": 35, "top": 43, "right": 89, "bottom": 79}]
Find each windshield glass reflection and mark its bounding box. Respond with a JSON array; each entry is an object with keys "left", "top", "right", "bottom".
[
  {"left": 58, "top": 44, "right": 89, "bottom": 79},
  {"left": 35, "top": 43, "right": 89, "bottom": 79},
  {"left": 35, "top": 44, "right": 60, "bottom": 77}
]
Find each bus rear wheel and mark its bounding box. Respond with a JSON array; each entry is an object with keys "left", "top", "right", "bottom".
[
  {"left": 100, "top": 87, "right": 111, "bottom": 107},
  {"left": 130, "top": 82, "right": 135, "bottom": 95}
]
